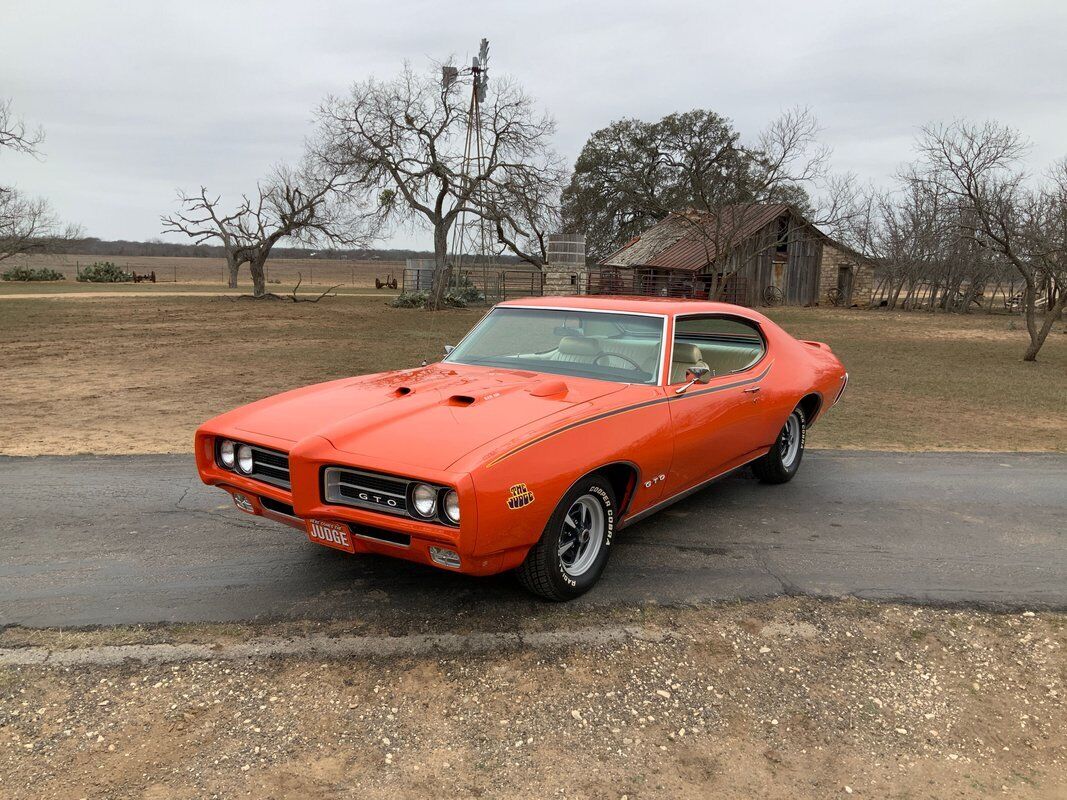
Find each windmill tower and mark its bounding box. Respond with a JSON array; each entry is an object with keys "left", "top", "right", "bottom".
[{"left": 445, "top": 38, "right": 496, "bottom": 295}]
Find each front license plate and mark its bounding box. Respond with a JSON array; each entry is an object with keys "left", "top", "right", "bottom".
[{"left": 306, "top": 519, "right": 356, "bottom": 553}]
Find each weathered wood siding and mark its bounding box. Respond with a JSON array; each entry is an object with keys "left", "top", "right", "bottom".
[
  {"left": 709, "top": 211, "right": 822, "bottom": 306},
  {"left": 786, "top": 234, "right": 822, "bottom": 305}
]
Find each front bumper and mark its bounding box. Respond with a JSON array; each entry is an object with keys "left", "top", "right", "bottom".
[{"left": 195, "top": 430, "right": 503, "bottom": 576}]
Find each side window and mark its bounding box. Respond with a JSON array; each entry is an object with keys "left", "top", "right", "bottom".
[{"left": 670, "top": 315, "right": 765, "bottom": 381}]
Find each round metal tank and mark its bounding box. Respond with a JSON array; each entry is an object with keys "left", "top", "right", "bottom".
[{"left": 546, "top": 233, "right": 586, "bottom": 266}]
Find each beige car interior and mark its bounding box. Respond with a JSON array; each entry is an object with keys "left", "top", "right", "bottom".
[
  {"left": 679, "top": 340, "right": 765, "bottom": 378},
  {"left": 669, "top": 342, "right": 710, "bottom": 384},
  {"left": 543, "top": 336, "right": 660, "bottom": 374},
  {"left": 539, "top": 328, "right": 764, "bottom": 384}
]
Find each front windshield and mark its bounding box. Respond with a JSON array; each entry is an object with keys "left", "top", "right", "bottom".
[{"left": 445, "top": 307, "right": 665, "bottom": 385}]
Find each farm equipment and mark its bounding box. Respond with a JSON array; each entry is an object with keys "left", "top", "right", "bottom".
[{"left": 375, "top": 273, "right": 398, "bottom": 290}]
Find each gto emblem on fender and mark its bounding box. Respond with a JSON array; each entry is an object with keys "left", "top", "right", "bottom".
[
  {"left": 644, "top": 474, "right": 667, "bottom": 489},
  {"left": 507, "top": 483, "right": 535, "bottom": 510}
]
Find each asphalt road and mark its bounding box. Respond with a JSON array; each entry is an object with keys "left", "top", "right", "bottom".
[{"left": 1, "top": 451, "right": 1064, "bottom": 627}]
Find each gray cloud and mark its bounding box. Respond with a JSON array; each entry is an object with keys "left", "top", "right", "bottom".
[{"left": 3, "top": 0, "right": 1066, "bottom": 247}]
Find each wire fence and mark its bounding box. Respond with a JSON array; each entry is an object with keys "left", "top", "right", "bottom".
[{"left": 17, "top": 255, "right": 407, "bottom": 288}]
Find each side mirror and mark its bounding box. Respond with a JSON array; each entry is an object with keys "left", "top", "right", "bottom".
[
  {"left": 675, "top": 366, "right": 711, "bottom": 394},
  {"left": 443, "top": 345, "right": 454, "bottom": 356}
]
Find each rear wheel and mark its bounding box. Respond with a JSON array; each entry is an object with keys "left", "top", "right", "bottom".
[
  {"left": 516, "top": 474, "right": 616, "bottom": 601},
  {"left": 753, "top": 406, "right": 806, "bottom": 484}
]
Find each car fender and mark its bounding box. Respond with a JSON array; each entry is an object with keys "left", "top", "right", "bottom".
[{"left": 466, "top": 388, "right": 674, "bottom": 560}]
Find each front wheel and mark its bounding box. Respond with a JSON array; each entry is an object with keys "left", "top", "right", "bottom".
[
  {"left": 753, "top": 406, "right": 806, "bottom": 484},
  {"left": 516, "top": 474, "right": 617, "bottom": 601}
]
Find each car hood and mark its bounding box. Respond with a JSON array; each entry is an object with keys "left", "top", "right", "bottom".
[{"left": 232, "top": 363, "right": 628, "bottom": 471}]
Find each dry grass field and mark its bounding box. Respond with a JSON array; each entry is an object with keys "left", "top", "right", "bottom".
[
  {"left": 0, "top": 295, "right": 1063, "bottom": 455},
  {"left": 10, "top": 253, "right": 407, "bottom": 288}
]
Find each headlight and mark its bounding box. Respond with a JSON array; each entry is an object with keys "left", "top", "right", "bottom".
[
  {"left": 219, "top": 439, "right": 236, "bottom": 468},
  {"left": 236, "top": 444, "right": 254, "bottom": 474},
  {"left": 443, "top": 489, "right": 460, "bottom": 524},
  {"left": 411, "top": 483, "right": 437, "bottom": 517}
]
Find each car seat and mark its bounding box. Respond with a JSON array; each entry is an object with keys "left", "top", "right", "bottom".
[{"left": 669, "top": 342, "right": 711, "bottom": 383}]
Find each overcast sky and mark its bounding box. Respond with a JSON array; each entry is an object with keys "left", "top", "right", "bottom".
[{"left": 3, "top": 0, "right": 1067, "bottom": 249}]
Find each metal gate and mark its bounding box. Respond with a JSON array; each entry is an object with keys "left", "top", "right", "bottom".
[{"left": 500, "top": 269, "right": 544, "bottom": 300}]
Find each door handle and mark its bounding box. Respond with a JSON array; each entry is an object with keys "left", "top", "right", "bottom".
[{"left": 742, "top": 386, "right": 761, "bottom": 393}]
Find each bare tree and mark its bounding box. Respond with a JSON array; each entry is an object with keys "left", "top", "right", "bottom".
[
  {"left": 162, "top": 164, "right": 369, "bottom": 296},
  {"left": 0, "top": 99, "right": 45, "bottom": 156},
  {"left": 161, "top": 186, "right": 251, "bottom": 287},
  {"left": 914, "top": 121, "right": 1067, "bottom": 360},
  {"left": 0, "top": 192, "right": 81, "bottom": 264},
  {"left": 312, "top": 61, "right": 564, "bottom": 309},
  {"left": 0, "top": 99, "right": 80, "bottom": 264}
]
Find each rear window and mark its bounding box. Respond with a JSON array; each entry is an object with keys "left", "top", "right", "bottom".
[{"left": 675, "top": 316, "right": 763, "bottom": 343}]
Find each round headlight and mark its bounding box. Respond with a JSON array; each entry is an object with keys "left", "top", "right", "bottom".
[
  {"left": 219, "top": 439, "right": 236, "bottom": 468},
  {"left": 411, "top": 483, "right": 437, "bottom": 517},
  {"left": 443, "top": 489, "right": 460, "bottom": 524},
  {"left": 236, "top": 444, "right": 254, "bottom": 474}
]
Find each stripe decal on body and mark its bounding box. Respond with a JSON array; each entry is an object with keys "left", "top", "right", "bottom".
[{"left": 486, "top": 362, "right": 773, "bottom": 468}]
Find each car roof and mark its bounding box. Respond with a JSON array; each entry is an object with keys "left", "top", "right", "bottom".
[{"left": 496, "top": 295, "right": 765, "bottom": 320}]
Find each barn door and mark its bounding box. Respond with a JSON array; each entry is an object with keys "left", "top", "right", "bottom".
[{"left": 837, "top": 266, "right": 854, "bottom": 306}]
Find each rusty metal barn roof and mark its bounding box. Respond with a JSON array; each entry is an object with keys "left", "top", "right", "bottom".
[{"left": 603, "top": 203, "right": 791, "bottom": 272}]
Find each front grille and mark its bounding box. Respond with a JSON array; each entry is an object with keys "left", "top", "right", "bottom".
[
  {"left": 250, "top": 445, "right": 291, "bottom": 489},
  {"left": 323, "top": 467, "right": 409, "bottom": 517}
]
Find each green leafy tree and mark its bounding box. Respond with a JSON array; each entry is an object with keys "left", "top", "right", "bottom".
[{"left": 563, "top": 108, "right": 833, "bottom": 262}]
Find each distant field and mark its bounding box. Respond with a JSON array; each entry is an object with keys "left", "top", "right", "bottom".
[
  {"left": 11, "top": 253, "right": 407, "bottom": 288},
  {"left": 0, "top": 295, "right": 1063, "bottom": 456}
]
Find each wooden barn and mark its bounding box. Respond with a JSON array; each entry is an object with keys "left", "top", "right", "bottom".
[{"left": 594, "top": 203, "right": 838, "bottom": 306}]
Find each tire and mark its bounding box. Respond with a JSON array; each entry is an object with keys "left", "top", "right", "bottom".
[
  {"left": 753, "top": 406, "right": 806, "bottom": 484},
  {"left": 516, "top": 474, "right": 617, "bottom": 601}
]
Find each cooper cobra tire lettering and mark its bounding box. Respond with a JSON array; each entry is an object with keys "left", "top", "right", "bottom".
[{"left": 517, "top": 473, "right": 617, "bottom": 601}]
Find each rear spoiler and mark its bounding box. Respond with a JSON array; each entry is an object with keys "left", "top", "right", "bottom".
[{"left": 800, "top": 340, "right": 832, "bottom": 352}]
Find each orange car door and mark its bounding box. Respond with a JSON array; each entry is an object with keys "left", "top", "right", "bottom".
[{"left": 662, "top": 315, "right": 771, "bottom": 497}]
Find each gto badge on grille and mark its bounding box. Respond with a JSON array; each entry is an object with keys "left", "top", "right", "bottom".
[{"left": 507, "top": 483, "right": 535, "bottom": 510}]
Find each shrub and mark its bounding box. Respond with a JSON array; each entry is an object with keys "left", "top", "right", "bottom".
[
  {"left": 390, "top": 290, "right": 431, "bottom": 308},
  {"left": 389, "top": 287, "right": 483, "bottom": 309},
  {"left": 390, "top": 273, "right": 486, "bottom": 309},
  {"left": 1, "top": 266, "right": 65, "bottom": 281},
  {"left": 448, "top": 282, "right": 485, "bottom": 305},
  {"left": 76, "top": 261, "right": 133, "bottom": 283}
]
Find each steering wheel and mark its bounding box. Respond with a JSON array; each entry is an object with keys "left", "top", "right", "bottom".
[{"left": 593, "top": 351, "right": 643, "bottom": 371}]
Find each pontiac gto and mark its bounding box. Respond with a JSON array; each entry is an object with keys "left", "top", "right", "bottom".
[{"left": 195, "top": 296, "right": 847, "bottom": 600}]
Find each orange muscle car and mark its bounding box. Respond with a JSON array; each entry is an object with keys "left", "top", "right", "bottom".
[{"left": 195, "top": 296, "right": 847, "bottom": 600}]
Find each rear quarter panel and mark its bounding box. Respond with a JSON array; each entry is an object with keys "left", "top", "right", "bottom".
[{"left": 759, "top": 320, "right": 847, "bottom": 429}]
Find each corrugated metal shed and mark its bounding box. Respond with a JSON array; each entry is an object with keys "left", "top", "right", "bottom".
[{"left": 604, "top": 204, "right": 790, "bottom": 272}]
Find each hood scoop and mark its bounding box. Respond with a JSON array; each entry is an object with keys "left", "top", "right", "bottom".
[
  {"left": 393, "top": 386, "right": 414, "bottom": 397},
  {"left": 447, "top": 394, "right": 477, "bottom": 407},
  {"left": 527, "top": 380, "right": 569, "bottom": 398}
]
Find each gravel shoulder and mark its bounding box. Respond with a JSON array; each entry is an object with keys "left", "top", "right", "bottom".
[{"left": 1, "top": 599, "right": 1064, "bottom": 799}]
